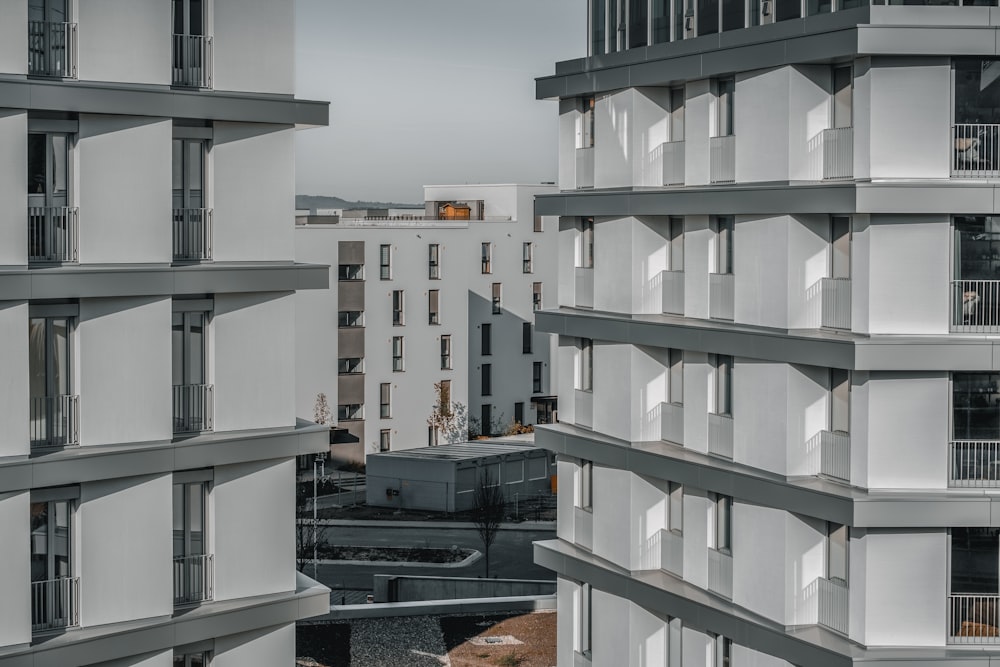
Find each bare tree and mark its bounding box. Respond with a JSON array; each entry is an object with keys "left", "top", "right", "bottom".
[
  {"left": 427, "top": 381, "right": 468, "bottom": 445},
  {"left": 313, "top": 392, "right": 331, "bottom": 426},
  {"left": 296, "top": 519, "right": 329, "bottom": 573},
  {"left": 472, "top": 470, "right": 506, "bottom": 577}
]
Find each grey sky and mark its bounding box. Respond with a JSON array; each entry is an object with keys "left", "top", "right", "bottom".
[{"left": 294, "top": 0, "right": 583, "bottom": 204}]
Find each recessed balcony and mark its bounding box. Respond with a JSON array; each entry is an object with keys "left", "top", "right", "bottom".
[
  {"left": 31, "top": 575, "right": 79, "bottom": 633},
  {"left": 28, "top": 20, "right": 77, "bottom": 78},
  {"left": 707, "top": 547, "right": 733, "bottom": 599},
  {"left": 949, "top": 594, "right": 1000, "bottom": 643},
  {"left": 949, "top": 441, "right": 1000, "bottom": 487},
  {"left": 173, "top": 208, "right": 213, "bottom": 261},
  {"left": 660, "top": 270, "right": 684, "bottom": 315},
  {"left": 174, "top": 553, "right": 214, "bottom": 605},
  {"left": 173, "top": 383, "right": 214, "bottom": 434},
  {"left": 806, "top": 430, "right": 850, "bottom": 483},
  {"left": 953, "top": 280, "right": 1000, "bottom": 332},
  {"left": 709, "top": 136, "right": 735, "bottom": 185},
  {"left": 660, "top": 140, "right": 685, "bottom": 186},
  {"left": 816, "top": 576, "right": 849, "bottom": 635},
  {"left": 30, "top": 394, "right": 79, "bottom": 448},
  {"left": 172, "top": 34, "right": 213, "bottom": 88},
  {"left": 953, "top": 124, "right": 1000, "bottom": 179},
  {"left": 28, "top": 206, "right": 78, "bottom": 264},
  {"left": 709, "top": 272, "right": 734, "bottom": 321}
]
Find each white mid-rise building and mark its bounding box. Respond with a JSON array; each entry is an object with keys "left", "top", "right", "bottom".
[
  {"left": 296, "top": 183, "right": 558, "bottom": 462},
  {"left": 535, "top": 3, "right": 1000, "bottom": 666},
  {"left": 0, "top": 2, "right": 330, "bottom": 666}
]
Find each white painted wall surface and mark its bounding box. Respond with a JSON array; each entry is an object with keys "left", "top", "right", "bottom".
[
  {"left": 632, "top": 88, "right": 670, "bottom": 187},
  {"left": 633, "top": 217, "right": 669, "bottom": 315},
  {"left": 0, "top": 303, "right": 29, "bottom": 458},
  {"left": 593, "top": 343, "right": 631, "bottom": 442},
  {"left": 734, "top": 215, "right": 788, "bottom": 328},
  {"left": 0, "top": 111, "right": 27, "bottom": 265},
  {"left": 77, "top": 116, "right": 172, "bottom": 264},
  {"left": 213, "top": 623, "right": 295, "bottom": 667},
  {"left": 681, "top": 625, "right": 713, "bottom": 667},
  {"left": 683, "top": 216, "right": 712, "bottom": 321},
  {"left": 595, "top": 91, "right": 631, "bottom": 188},
  {"left": 592, "top": 464, "right": 631, "bottom": 570},
  {"left": 213, "top": 0, "right": 294, "bottom": 95},
  {"left": 0, "top": 491, "right": 30, "bottom": 648},
  {"left": 785, "top": 364, "right": 830, "bottom": 478},
  {"left": 733, "top": 359, "right": 788, "bottom": 475},
  {"left": 787, "top": 215, "right": 830, "bottom": 329},
  {"left": 0, "top": 1, "right": 27, "bottom": 75},
  {"left": 592, "top": 587, "right": 630, "bottom": 667},
  {"left": 631, "top": 346, "right": 668, "bottom": 443},
  {"left": 735, "top": 68, "right": 789, "bottom": 184},
  {"left": 682, "top": 488, "right": 711, "bottom": 590},
  {"left": 682, "top": 351, "right": 710, "bottom": 455},
  {"left": 558, "top": 217, "right": 577, "bottom": 307},
  {"left": 78, "top": 297, "right": 172, "bottom": 446},
  {"left": 733, "top": 503, "right": 786, "bottom": 624},
  {"left": 853, "top": 59, "right": 872, "bottom": 181},
  {"left": 556, "top": 577, "right": 577, "bottom": 667},
  {"left": 559, "top": 100, "right": 579, "bottom": 190},
  {"left": 594, "top": 216, "right": 633, "bottom": 313},
  {"left": 557, "top": 338, "right": 577, "bottom": 425},
  {"left": 213, "top": 123, "right": 295, "bottom": 262},
  {"left": 731, "top": 644, "right": 794, "bottom": 667},
  {"left": 631, "top": 473, "right": 668, "bottom": 571},
  {"left": 865, "top": 372, "right": 949, "bottom": 490},
  {"left": 557, "top": 459, "right": 577, "bottom": 544},
  {"left": 214, "top": 458, "right": 295, "bottom": 600},
  {"left": 685, "top": 81, "right": 712, "bottom": 186},
  {"left": 851, "top": 371, "right": 871, "bottom": 486},
  {"left": 851, "top": 215, "right": 872, "bottom": 334},
  {"left": 784, "top": 512, "right": 826, "bottom": 627},
  {"left": 79, "top": 473, "right": 172, "bottom": 626},
  {"left": 213, "top": 292, "right": 295, "bottom": 432},
  {"left": 629, "top": 600, "right": 667, "bottom": 667},
  {"left": 788, "top": 65, "right": 833, "bottom": 182},
  {"left": 294, "top": 267, "right": 338, "bottom": 425},
  {"left": 77, "top": 0, "right": 170, "bottom": 85},
  {"left": 861, "top": 529, "right": 947, "bottom": 646}
]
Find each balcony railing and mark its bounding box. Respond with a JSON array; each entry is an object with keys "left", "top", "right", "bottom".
[
  {"left": 661, "top": 140, "right": 685, "bottom": 186},
  {"left": 817, "top": 577, "right": 849, "bottom": 635},
  {"left": 953, "top": 124, "right": 1000, "bottom": 178},
  {"left": 575, "top": 266, "right": 594, "bottom": 309},
  {"left": 707, "top": 548, "right": 733, "bottom": 599},
  {"left": 806, "top": 430, "right": 850, "bottom": 483},
  {"left": 952, "top": 280, "right": 1000, "bottom": 332},
  {"left": 30, "top": 395, "right": 80, "bottom": 448},
  {"left": 661, "top": 270, "right": 684, "bottom": 315},
  {"left": 28, "top": 21, "right": 77, "bottom": 78},
  {"left": 173, "top": 384, "right": 214, "bottom": 434},
  {"left": 710, "top": 135, "right": 736, "bottom": 184},
  {"left": 31, "top": 576, "right": 79, "bottom": 632},
  {"left": 574, "top": 506, "right": 593, "bottom": 552},
  {"left": 709, "top": 272, "right": 734, "bottom": 321},
  {"left": 576, "top": 147, "right": 595, "bottom": 189},
  {"left": 661, "top": 401, "right": 683, "bottom": 445},
  {"left": 822, "top": 127, "right": 854, "bottom": 181},
  {"left": 172, "top": 208, "right": 213, "bottom": 261},
  {"left": 172, "top": 34, "right": 213, "bottom": 88},
  {"left": 821, "top": 278, "right": 851, "bottom": 330},
  {"left": 950, "top": 594, "right": 1000, "bottom": 643},
  {"left": 950, "top": 441, "right": 1000, "bottom": 487},
  {"left": 708, "top": 412, "right": 734, "bottom": 460},
  {"left": 174, "top": 553, "right": 214, "bottom": 605},
  {"left": 28, "top": 206, "right": 78, "bottom": 264},
  {"left": 660, "top": 529, "right": 683, "bottom": 577}
]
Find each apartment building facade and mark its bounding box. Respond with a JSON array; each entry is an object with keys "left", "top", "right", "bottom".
[
  {"left": 534, "top": 4, "right": 1000, "bottom": 666},
  {"left": 0, "top": 2, "right": 330, "bottom": 666},
  {"left": 295, "top": 184, "right": 558, "bottom": 462}
]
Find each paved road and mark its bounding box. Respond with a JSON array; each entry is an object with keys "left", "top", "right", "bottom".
[{"left": 309, "top": 524, "right": 556, "bottom": 594}]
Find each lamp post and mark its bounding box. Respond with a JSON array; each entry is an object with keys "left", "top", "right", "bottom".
[{"left": 313, "top": 452, "right": 326, "bottom": 580}]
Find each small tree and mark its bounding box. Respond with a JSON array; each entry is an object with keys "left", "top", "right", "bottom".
[
  {"left": 427, "top": 381, "right": 468, "bottom": 445},
  {"left": 472, "top": 471, "right": 506, "bottom": 578},
  {"left": 296, "top": 519, "right": 329, "bottom": 573},
  {"left": 313, "top": 392, "right": 331, "bottom": 426}
]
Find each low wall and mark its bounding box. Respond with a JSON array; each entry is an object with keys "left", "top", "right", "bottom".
[
  {"left": 307, "top": 594, "right": 557, "bottom": 622},
  {"left": 373, "top": 575, "right": 556, "bottom": 603}
]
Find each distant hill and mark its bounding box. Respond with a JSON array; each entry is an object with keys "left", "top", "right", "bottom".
[{"left": 296, "top": 195, "right": 422, "bottom": 211}]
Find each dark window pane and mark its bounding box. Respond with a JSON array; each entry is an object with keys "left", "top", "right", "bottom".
[
  {"left": 722, "top": 0, "right": 744, "bottom": 29},
  {"left": 775, "top": 0, "right": 801, "bottom": 20},
  {"left": 592, "top": 0, "right": 606, "bottom": 55},
  {"left": 629, "top": 0, "right": 648, "bottom": 48},
  {"left": 952, "top": 528, "right": 999, "bottom": 594},
  {"left": 653, "top": 0, "right": 670, "bottom": 42},
  {"left": 698, "top": 0, "right": 719, "bottom": 34},
  {"left": 29, "top": 133, "right": 46, "bottom": 195}
]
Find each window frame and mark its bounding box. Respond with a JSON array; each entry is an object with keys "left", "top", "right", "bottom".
[
  {"left": 481, "top": 242, "right": 492, "bottom": 274},
  {"left": 380, "top": 382, "right": 391, "bottom": 419},
  {"left": 440, "top": 334, "right": 452, "bottom": 370},
  {"left": 523, "top": 241, "right": 534, "bottom": 273},
  {"left": 392, "top": 289, "right": 404, "bottom": 326},
  {"left": 392, "top": 336, "right": 404, "bottom": 372},
  {"left": 428, "top": 289, "right": 440, "bottom": 325},
  {"left": 491, "top": 283, "right": 502, "bottom": 315},
  {"left": 379, "top": 244, "right": 391, "bottom": 280},
  {"left": 428, "top": 243, "right": 441, "bottom": 279}
]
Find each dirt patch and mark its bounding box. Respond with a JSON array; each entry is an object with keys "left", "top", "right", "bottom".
[
  {"left": 442, "top": 611, "right": 557, "bottom": 667},
  {"left": 318, "top": 545, "right": 473, "bottom": 563},
  {"left": 296, "top": 623, "right": 350, "bottom": 667}
]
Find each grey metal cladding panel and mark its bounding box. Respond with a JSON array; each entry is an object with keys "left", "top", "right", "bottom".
[
  {"left": 784, "top": 27, "right": 860, "bottom": 63},
  {"left": 535, "top": 196, "right": 570, "bottom": 217},
  {"left": 339, "top": 240, "right": 365, "bottom": 264},
  {"left": 701, "top": 40, "right": 789, "bottom": 77},
  {"left": 173, "top": 266, "right": 302, "bottom": 294},
  {"left": 294, "top": 100, "right": 330, "bottom": 127},
  {"left": 338, "top": 280, "right": 365, "bottom": 311},
  {"left": 555, "top": 58, "right": 587, "bottom": 75},
  {"left": 856, "top": 342, "right": 997, "bottom": 372},
  {"left": 174, "top": 432, "right": 305, "bottom": 470},
  {"left": 630, "top": 55, "right": 705, "bottom": 88},
  {"left": 857, "top": 184, "right": 997, "bottom": 215},
  {"left": 339, "top": 327, "right": 365, "bottom": 358},
  {"left": 0, "top": 79, "right": 31, "bottom": 108},
  {"left": 536, "top": 75, "right": 569, "bottom": 101},
  {"left": 854, "top": 497, "right": 993, "bottom": 527},
  {"left": 0, "top": 274, "right": 30, "bottom": 300},
  {"left": 30, "top": 447, "right": 175, "bottom": 489},
  {"left": 858, "top": 26, "right": 997, "bottom": 56},
  {"left": 294, "top": 264, "right": 330, "bottom": 290},
  {"left": 338, "top": 374, "right": 365, "bottom": 404},
  {"left": 28, "top": 268, "right": 173, "bottom": 299}
]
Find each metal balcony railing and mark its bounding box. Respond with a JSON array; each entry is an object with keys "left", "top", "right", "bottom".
[
  {"left": 661, "top": 270, "right": 684, "bottom": 315},
  {"left": 28, "top": 21, "right": 77, "bottom": 78},
  {"left": 818, "top": 577, "right": 849, "bottom": 635},
  {"left": 950, "top": 594, "right": 1000, "bottom": 643},
  {"left": 950, "top": 441, "right": 1000, "bottom": 487},
  {"left": 31, "top": 576, "right": 79, "bottom": 632},
  {"left": 574, "top": 506, "right": 593, "bottom": 552},
  {"left": 822, "top": 127, "right": 854, "bottom": 180},
  {"left": 709, "top": 273, "right": 734, "bottom": 321},
  {"left": 30, "top": 395, "right": 79, "bottom": 448},
  {"left": 575, "top": 266, "right": 594, "bottom": 309},
  {"left": 28, "top": 206, "right": 78, "bottom": 264},
  {"left": 662, "top": 140, "right": 685, "bottom": 186},
  {"left": 173, "top": 553, "right": 214, "bottom": 605},
  {"left": 172, "top": 34, "right": 212, "bottom": 88},
  {"left": 660, "top": 529, "right": 683, "bottom": 577},
  {"left": 708, "top": 412, "right": 734, "bottom": 459},
  {"left": 576, "top": 147, "right": 594, "bottom": 189},
  {"left": 173, "top": 384, "right": 214, "bottom": 434},
  {"left": 817, "top": 430, "right": 850, "bottom": 482},
  {"left": 172, "top": 208, "right": 212, "bottom": 261},
  {"left": 661, "top": 402, "right": 684, "bottom": 445},
  {"left": 710, "top": 135, "right": 736, "bottom": 184},
  {"left": 821, "top": 277, "right": 851, "bottom": 330},
  {"left": 953, "top": 124, "right": 1000, "bottom": 178},
  {"left": 708, "top": 548, "right": 733, "bottom": 599},
  {"left": 952, "top": 280, "right": 1000, "bottom": 332}
]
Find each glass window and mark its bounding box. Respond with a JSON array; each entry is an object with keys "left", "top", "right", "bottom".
[
  {"left": 338, "top": 264, "right": 363, "bottom": 280},
  {"left": 827, "top": 522, "right": 848, "bottom": 584},
  {"left": 392, "top": 290, "right": 404, "bottom": 326},
  {"left": 482, "top": 363, "right": 492, "bottom": 396},
  {"left": 698, "top": 0, "right": 719, "bottom": 35},
  {"left": 807, "top": 0, "right": 832, "bottom": 13},
  {"left": 669, "top": 217, "right": 684, "bottom": 270},
  {"left": 534, "top": 216, "right": 544, "bottom": 233},
  {"left": 379, "top": 244, "right": 391, "bottom": 280},
  {"left": 714, "top": 494, "right": 732, "bottom": 552},
  {"left": 173, "top": 652, "right": 210, "bottom": 667},
  {"left": 591, "top": 0, "right": 607, "bottom": 55},
  {"left": 580, "top": 461, "right": 593, "bottom": 509},
  {"left": 833, "top": 66, "right": 852, "bottom": 128},
  {"left": 338, "top": 310, "right": 364, "bottom": 328},
  {"left": 28, "top": 132, "right": 69, "bottom": 202},
  {"left": 533, "top": 361, "right": 543, "bottom": 393},
  {"left": 172, "top": 311, "right": 207, "bottom": 386},
  {"left": 722, "top": 0, "right": 744, "bottom": 30},
  {"left": 955, "top": 216, "right": 1000, "bottom": 326},
  {"left": 629, "top": 0, "right": 648, "bottom": 48},
  {"left": 669, "top": 88, "right": 685, "bottom": 142},
  {"left": 581, "top": 97, "right": 595, "bottom": 149},
  {"left": 580, "top": 218, "right": 595, "bottom": 268},
  {"left": 338, "top": 357, "right": 363, "bottom": 374},
  {"left": 392, "top": 336, "right": 404, "bottom": 372},
  {"left": 673, "top": 0, "right": 685, "bottom": 40},
  {"left": 29, "top": 315, "right": 73, "bottom": 446},
  {"left": 523, "top": 242, "right": 534, "bottom": 273},
  {"left": 715, "top": 216, "right": 734, "bottom": 274},
  {"left": 533, "top": 282, "right": 543, "bottom": 311},
  {"left": 481, "top": 323, "right": 492, "bottom": 356},
  {"left": 492, "top": 283, "right": 502, "bottom": 314},
  {"left": 30, "top": 498, "right": 72, "bottom": 583},
  {"left": 579, "top": 338, "right": 594, "bottom": 391},
  {"left": 380, "top": 429, "right": 391, "bottom": 452},
  {"left": 337, "top": 404, "right": 363, "bottom": 420},
  {"left": 428, "top": 290, "right": 439, "bottom": 325},
  {"left": 172, "top": 138, "right": 206, "bottom": 210},
  {"left": 954, "top": 372, "right": 1000, "bottom": 440},
  {"left": 441, "top": 335, "right": 452, "bottom": 370},
  {"left": 481, "top": 242, "right": 492, "bottom": 274},
  {"left": 775, "top": 0, "right": 801, "bottom": 20},
  {"left": 523, "top": 322, "right": 533, "bottom": 354},
  {"left": 380, "top": 383, "right": 391, "bottom": 418},
  {"left": 481, "top": 403, "right": 493, "bottom": 435},
  {"left": 653, "top": 0, "right": 670, "bottom": 43},
  {"left": 609, "top": 0, "right": 621, "bottom": 51},
  {"left": 713, "top": 354, "right": 733, "bottom": 415},
  {"left": 669, "top": 348, "right": 683, "bottom": 404},
  {"left": 716, "top": 79, "right": 735, "bottom": 137},
  {"left": 952, "top": 528, "right": 999, "bottom": 594},
  {"left": 428, "top": 244, "right": 440, "bottom": 279}
]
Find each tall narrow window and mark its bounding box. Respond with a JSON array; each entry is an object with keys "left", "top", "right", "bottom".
[
  {"left": 171, "top": 137, "right": 208, "bottom": 261},
  {"left": 827, "top": 522, "right": 848, "bottom": 584},
  {"left": 713, "top": 635, "right": 732, "bottom": 667},
  {"left": 713, "top": 354, "right": 733, "bottom": 416},
  {"left": 722, "top": 0, "right": 744, "bottom": 30},
  {"left": 338, "top": 310, "right": 364, "bottom": 328},
  {"left": 28, "top": 0, "right": 71, "bottom": 78},
  {"left": 481, "top": 323, "right": 492, "bottom": 356},
  {"left": 30, "top": 494, "right": 75, "bottom": 631},
  {"left": 668, "top": 348, "right": 683, "bottom": 404},
  {"left": 174, "top": 651, "right": 210, "bottom": 667},
  {"left": 337, "top": 404, "right": 363, "bottom": 420},
  {"left": 579, "top": 97, "right": 596, "bottom": 149},
  {"left": 514, "top": 401, "right": 525, "bottom": 425},
  {"left": 440, "top": 379, "right": 452, "bottom": 408},
  {"left": 392, "top": 290, "right": 404, "bottom": 326},
  {"left": 591, "top": 0, "right": 606, "bottom": 55},
  {"left": 173, "top": 477, "right": 210, "bottom": 605},
  {"left": 716, "top": 79, "right": 735, "bottom": 137},
  {"left": 440, "top": 335, "right": 452, "bottom": 369},
  {"left": 580, "top": 460, "right": 594, "bottom": 509},
  {"left": 653, "top": 0, "right": 670, "bottom": 43},
  {"left": 534, "top": 216, "right": 544, "bottom": 233},
  {"left": 523, "top": 242, "right": 534, "bottom": 273},
  {"left": 171, "top": 0, "right": 209, "bottom": 87},
  {"left": 492, "top": 283, "right": 502, "bottom": 314},
  {"left": 832, "top": 66, "right": 853, "bottom": 129},
  {"left": 578, "top": 338, "right": 594, "bottom": 391},
  {"left": 714, "top": 494, "right": 732, "bottom": 553},
  {"left": 628, "top": 0, "right": 648, "bottom": 48},
  {"left": 673, "top": 0, "right": 684, "bottom": 41},
  {"left": 523, "top": 323, "right": 533, "bottom": 354},
  {"left": 698, "top": 0, "right": 719, "bottom": 35},
  {"left": 714, "top": 216, "right": 734, "bottom": 274},
  {"left": 392, "top": 336, "right": 404, "bottom": 372},
  {"left": 428, "top": 290, "right": 440, "bottom": 325},
  {"left": 380, "top": 382, "right": 391, "bottom": 418},
  {"left": 668, "top": 482, "right": 683, "bottom": 532},
  {"left": 338, "top": 264, "right": 363, "bottom": 280},
  {"left": 532, "top": 282, "right": 543, "bottom": 311},
  {"left": 481, "top": 403, "right": 492, "bottom": 436},
  {"left": 580, "top": 218, "right": 595, "bottom": 268},
  {"left": 533, "top": 361, "right": 543, "bottom": 393},
  {"left": 428, "top": 243, "right": 440, "bottom": 279},
  {"left": 172, "top": 303, "right": 212, "bottom": 433},
  {"left": 951, "top": 528, "right": 998, "bottom": 596},
  {"left": 27, "top": 131, "right": 73, "bottom": 263},
  {"left": 831, "top": 216, "right": 851, "bottom": 279},
  {"left": 379, "top": 244, "right": 391, "bottom": 280},
  {"left": 482, "top": 363, "right": 492, "bottom": 396},
  {"left": 337, "top": 357, "right": 363, "bottom": 374},
  {"left": 775, "top": 0, "right": 801, "bottom": 21},
  {"left": 830, "top": 369, "right": 849, "bottom": 434},
  {"left": 668, "top": 217, "right": 684, "bottom": 271},
  {"left": 380, "top": 429, "right": 391, "bottom": 452},
  {"left": 579, "top": 583, "right": 593, "bottom": 657},
  {"left": 29, "top": 311, "right": 75, "bottom": 447},
  {"left": 481, "top": 242, "right": 492, "bottom": 274},
  {"left": 669, "top": 88, "right": 685, "bottom": 142}
]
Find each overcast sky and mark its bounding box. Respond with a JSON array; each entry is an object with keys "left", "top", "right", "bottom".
[{"left": 294, "top": 0, "right": 584, "bottom": 204}]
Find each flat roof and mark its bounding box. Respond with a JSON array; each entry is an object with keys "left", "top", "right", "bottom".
[{"left": 369, "top": 437, "right": 543, "bottom": 463}]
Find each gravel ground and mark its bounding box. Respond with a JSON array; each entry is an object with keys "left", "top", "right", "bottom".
[{"left": 349, "top": 616, "right": 450, "bottom": 666}]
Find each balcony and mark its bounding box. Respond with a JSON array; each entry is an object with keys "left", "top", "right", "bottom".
[
  {"left": 660, "top": 270, "right": 684, "bottom": 315},
  {"left": 660, "top": 401, "right": 683, "bottom": 445},
  {"left": 576, "top": 147, "right": 594, "bottom": 189},
  {"left": 820, "top": 277, "right": 851, "bottom": 330},
  {"left": 950, "top": 441, "right": 1000, "bottom": 487},
  {"left": 30, "top": 395, "right": 79, "bottom": 448},
  {"left": 822, "top": 127, "right": 854, "bottom": 181},
  {"left": 174, "top": 553, "right": 214, "bottom": 605},
  {"left": 28, "top": 20, "right": 77, "bottom": 78},
  {"left": 660, "top": 529, "right": 683, "bottom": 577},
  {"left": 710, "top": 135, "right": 735, "bottom": 184},
  {"left": 172, "top": 208, "right": 213, "bottom": 261},
  {"left": 953, "top": 124, "right": 1000, "bottom": 179},
  {"left": 173, "top": 384, "right": 214, "bottom": 434},
  {"left": 953, "top": 280, "right": 1000, "bottom": 332},
  {"left": 817, "top": 577, "right": 849, "bottom": 635},
  {"left": 661, "top": 140, "right": 685, "bottom": 186},
  {"left": 31, "top": 576, "right": 79, "bottom": 633},
  {"left": 574, "top": 506, "right": 593, "bottom": 552},
  {"left": 707, "top": 547, "right": 733, "bottom": 599},
  {"left": 172, "top": 34, "right": 213, "bottom": 88},
  {"left": 28, "top": 207, "right": 78, "bottom": 264},
  {"left": 949, "top": 594, "right": 1000, "bottom": 643},
  {"left": 575, "top": 266, "right": 594, "bottom": 309},
  {"left": 806, "top": 430, "right": 850, "bottom": 483},
  {"left": 709, "top": 273, "right": 734, "bottom": 321},
  {"left": 708, "top": 412, "right": 733, "bottom": 459}
]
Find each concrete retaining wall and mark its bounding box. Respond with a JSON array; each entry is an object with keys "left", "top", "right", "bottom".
[{"left": 373, "top": 575, "right": 556, "bottom": 603}]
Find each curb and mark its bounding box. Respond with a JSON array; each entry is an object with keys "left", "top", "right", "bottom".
[
  {"left": 308, "top": 519, "right": 556, "bottom": 531},
  {"left": 315, "top": 549, "right": 482, "bottom": 569}
]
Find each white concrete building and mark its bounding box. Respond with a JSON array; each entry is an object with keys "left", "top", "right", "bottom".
[
  {"left": 296, "top": 184, "right": 558, "bottom": 462},
  {"left": 0, "top": 2, "right": 330, "bottom": 665},
  {"left": 534, "top": 4, "right": 1000, "bottom": 666}
]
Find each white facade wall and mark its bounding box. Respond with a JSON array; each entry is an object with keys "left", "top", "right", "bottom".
[
  {"left": 77, "top": 0, "right": 171, "bottom": 85},
  {"left": 0, "top": 491, "right": 30, "bottom": 648},
  {"left": 213, "top": 0, "right": 294, "bottom": 95},
  {"left": 0, "top": 111, "right": 27, "bottom": 266},
  {"left": 0, "top": 303, "right": 29, "bottom": 458},
  {"left": 213, "top": 624, "right": 296, "bottom": 667}
]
